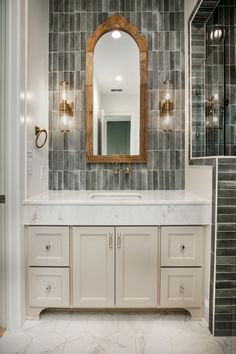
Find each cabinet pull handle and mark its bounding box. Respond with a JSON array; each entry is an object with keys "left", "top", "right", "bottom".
[
  {"left": 179, "top": 285, "right": 184, "bottom": 293},
  {"left": 46, "top": 285, "right": 51, "bottom": 293},
  {"left": 45, "top": 244, "right": 51, "bottom": 251},
  {"left": 109, "top": 234, "right": 113, "bottom": 248},
  {"left": 180, "top": 244, "right": 185, "bottom": 252},
  {"left": 117, "top": 233, "right": 121, "bottom": 248}
]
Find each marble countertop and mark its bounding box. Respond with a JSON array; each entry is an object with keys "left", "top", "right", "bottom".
[{"left": 24, "top": 190, "right": 210, "bottom": 206}]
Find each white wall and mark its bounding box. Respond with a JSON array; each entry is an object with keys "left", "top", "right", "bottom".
[
  {"left": 2, "top": 0, "right": 49, "bottom": 329},
  {"left": 26, "top": 0, "right": 49, "bottom": 197},
  {"left": 184, "top": 0, "right": 212, "bottom": 326},
  {"left": 101, "top": 94, "right": 140, "bottom": 154}
]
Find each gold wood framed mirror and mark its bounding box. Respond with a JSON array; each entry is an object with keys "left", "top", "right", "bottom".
[{"left": 86, "top": 14, "right": 147, "bottom": 163}]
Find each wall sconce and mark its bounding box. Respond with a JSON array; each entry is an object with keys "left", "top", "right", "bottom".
[
  {"left": 205, "top": 94, "right": 223, "bottom": 130},
  {"left": 159, "top": 80, "right": 174, "bottom": 132},
  {"left": 59, "top": 80, "right": 73, "bottom": 132}
]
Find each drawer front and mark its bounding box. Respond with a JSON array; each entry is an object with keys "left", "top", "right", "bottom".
[
  {"left": 160, "top": 268, "right": 202, "bottom": 308},
  {"left": 28, "top": 268, "right": 69, "bottom": 307},
  {"left": 28, "top": 226, "right": 69, "bottom": 266},
  {"left": 161, "top": 226, "right": 203, "bottom": 266}
]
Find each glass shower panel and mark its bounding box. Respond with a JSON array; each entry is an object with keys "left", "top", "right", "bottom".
[
  {"left": 205, "top": 21, "right": 225, "bottom": 156},
  {"left": 190, "top": 0, "right": 236, "bottom": 158},
  {"left": 191, "top": 22, "right": 206, "bottom": 158}
]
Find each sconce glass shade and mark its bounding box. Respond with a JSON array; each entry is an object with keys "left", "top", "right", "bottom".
[
  {"left": 159, "top": 80, "right": 174, "bottom": 132},
  {"left": 205, "top": 94, "right": 222, "bottom": 130},
  {"left": 59, "top": 81, "right": 73, "bottom": 132}
]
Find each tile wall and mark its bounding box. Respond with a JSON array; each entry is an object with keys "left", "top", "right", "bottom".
[
  {"left": 48, "top": 0, "right": 185, "bottom": 190},
  {"left": 215, "top": 158, "right": 236, "bottom": 336}
]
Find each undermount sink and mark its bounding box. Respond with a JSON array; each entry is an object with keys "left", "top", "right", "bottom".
[{"left": 90, "top": 192, "right": 142, "bottom": 200}]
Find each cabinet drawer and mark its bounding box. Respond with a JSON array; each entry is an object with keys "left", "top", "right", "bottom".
[
  {"left": 28, "top": 226, "right": 69, "bottom": 266},
  {"left": 161, "top": 226, "right": 203, "bottom": 266},
  {"left": 160, "top": 268, "right": 202, "bottom": 308},
  {"left": 28, "top": 267, "right": 69, "bottom": 307}
]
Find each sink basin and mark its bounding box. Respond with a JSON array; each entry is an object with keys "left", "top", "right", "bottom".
[{"left": 90, "top": 192, "right": 142, "bottom": 200}]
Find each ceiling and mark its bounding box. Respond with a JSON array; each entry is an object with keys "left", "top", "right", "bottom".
[{"left": 94, "top": 31, "right": 140, "bottom": 96}]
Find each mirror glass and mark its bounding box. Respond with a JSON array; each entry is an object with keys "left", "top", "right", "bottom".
[
  {"left": 93, "top": 31, "right": 140, "bottom": 156},
  {"left": 86, "top": 14, "right": 147, "bottom": 163}
]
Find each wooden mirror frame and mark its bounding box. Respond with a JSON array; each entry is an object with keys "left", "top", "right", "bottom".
[{"left": 86, "top": 14, "right": 147, "bottom": 163}]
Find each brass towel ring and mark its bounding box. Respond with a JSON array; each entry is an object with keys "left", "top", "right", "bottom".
[{"left": 35, "top": 126, "right": 48, "bottom": 148}]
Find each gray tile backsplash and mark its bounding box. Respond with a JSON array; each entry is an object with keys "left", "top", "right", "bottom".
[{"left": 49, "top": 0, "right": 185, "bottom": 190}]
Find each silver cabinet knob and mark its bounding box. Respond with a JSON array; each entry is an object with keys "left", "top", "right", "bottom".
[
  {"left": 179, "top": 285, "right": 184, "bottom": 293},
  {"left": 180, "top": 244, "right": 185, "bottom": 252},
  {"left": 46, "top": 285, "right": 51, "bottom": 293},
  {"left": 45, "top": 244, "right": 51, "bottom": 251}
]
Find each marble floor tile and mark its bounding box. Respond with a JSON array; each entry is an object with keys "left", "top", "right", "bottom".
[{"left": 0, "top": 311, "right": 235, "bottom": 354}]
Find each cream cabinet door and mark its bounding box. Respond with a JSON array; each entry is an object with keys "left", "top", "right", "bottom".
[
  {"left": 73, "top": 227, "right": 114, "bottom": 307},
  {"left": 161, "top": 226, "right": 203, "bottom": 267},
  {"left": 116, "top": 227, "right": 158, "bottom": 307}
]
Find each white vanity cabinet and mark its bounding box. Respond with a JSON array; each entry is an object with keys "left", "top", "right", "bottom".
[
  {"left": 72, "top": 227, "right": 158, "bottom": 308},
  {"left": 26, "top": 224, "right": 206, "bottom": 319},
  {"left": 160, "top": 226, "right": 203, "bottom": 309}
]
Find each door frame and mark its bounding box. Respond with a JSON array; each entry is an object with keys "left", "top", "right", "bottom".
[
  {"left": 1, "top": 0, "right": 27, "bottom": 329},
  {"left": 0, "top": 0, "right": 7, "bottom": 330}
]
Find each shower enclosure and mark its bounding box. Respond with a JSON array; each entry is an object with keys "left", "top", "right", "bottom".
[
  {"left": 189, "top": 0, "right": 236, "bottom": 337},
  {"left": 191, "top": 0, "right": 236, "bottom": 158}
]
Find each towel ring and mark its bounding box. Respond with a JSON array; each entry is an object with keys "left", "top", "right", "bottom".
[{"left": 35, "top": 126, "right": 48, "bottom": 149}]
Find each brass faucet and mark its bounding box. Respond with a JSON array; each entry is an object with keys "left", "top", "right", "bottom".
[{"left": 113, "top": 164, "right": 131, "bottom": 175}]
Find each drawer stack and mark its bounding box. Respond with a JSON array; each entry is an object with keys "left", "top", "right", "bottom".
[
  {"left": 160, "top": 226, "right": 203, "bottom": 308},
  {"left": 27, "top": 226, "right": 70, "bottom": 308}
]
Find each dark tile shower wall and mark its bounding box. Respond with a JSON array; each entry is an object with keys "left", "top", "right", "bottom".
[
  {"left": 48, "top": 0, "right": 185, "bottom": 190},
  {"left": 190, "top": 156, "right": 236, "bottom": 336},
  {"left": 215, "top": 158, "right": 236, "bottom": 336}
]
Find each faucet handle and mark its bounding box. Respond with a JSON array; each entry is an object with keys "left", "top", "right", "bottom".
[
  {"left": 124, "top": 167, "right": 131, "bottom": 175},
  {"left": 113, "top": 163, "right": 119, "bottom": 175}
]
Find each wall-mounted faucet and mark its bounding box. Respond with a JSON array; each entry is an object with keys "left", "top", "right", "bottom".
[{"left": 113, "top": 164, "right": 131, "bottom": 175}]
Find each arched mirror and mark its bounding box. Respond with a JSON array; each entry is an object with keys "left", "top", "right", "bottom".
[{"left": 86, "top": 15, "right": 147, "bottom": 163}]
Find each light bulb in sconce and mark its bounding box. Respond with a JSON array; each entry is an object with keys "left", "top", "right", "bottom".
[
  {"left": 165, "top": 91, "right": 171, "bottom": 100},
  {"left": 213, "top": 115, "right": 219, "bottom": 124},
  {"left": 59, "top": 81, "right": 73, "bottom": 132},
  {"left": 159, "top": 80, "right": 174, "bottom": 132}
]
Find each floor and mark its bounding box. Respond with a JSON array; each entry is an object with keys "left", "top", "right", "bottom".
[{"left": 0, "top": 311, "right": 235, "bottom": 354}]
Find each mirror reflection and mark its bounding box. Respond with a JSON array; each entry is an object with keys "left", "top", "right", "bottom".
[{"left": 93, "top": 31, "right": 140, "bottom": 156}]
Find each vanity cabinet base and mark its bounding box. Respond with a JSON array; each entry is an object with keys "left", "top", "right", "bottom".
[
  {"left": 26, "top": 225, "right": 206, "bottom": 322},
  {"left": 26, "top": 307, "right": 204, "bottom": 321}
]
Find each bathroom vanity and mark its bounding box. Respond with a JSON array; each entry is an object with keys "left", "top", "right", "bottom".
[{"left": 24, "top": 191, "right": 210, "bottom": 320}]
